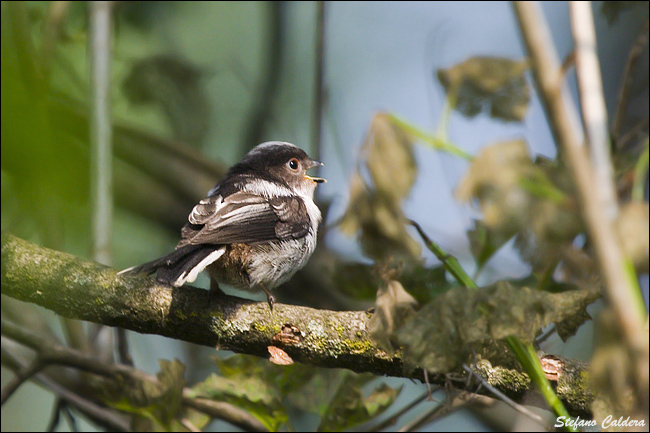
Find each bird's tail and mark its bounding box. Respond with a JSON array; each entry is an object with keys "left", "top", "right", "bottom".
[{"left": 118, "top": 244, "right": 225, "bottom": 287}]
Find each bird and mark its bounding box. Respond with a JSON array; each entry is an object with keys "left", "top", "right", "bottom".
[{"left": 119, "top": 141, "right": 325, "bottom": 309}]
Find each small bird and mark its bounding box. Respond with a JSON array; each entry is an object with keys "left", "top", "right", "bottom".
[{"left": 119, "top": 141, "right": 325, "bottom": 309}]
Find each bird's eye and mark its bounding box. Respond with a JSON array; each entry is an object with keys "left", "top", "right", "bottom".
[{"left": 288, "top": 158, "right": 300, "bottom": 171}]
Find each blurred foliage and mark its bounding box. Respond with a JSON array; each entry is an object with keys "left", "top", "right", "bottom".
[
  {"left": 1, "top": 2, "right": 88, "bottom": 249},
  {"left": 467, "top": 219, "right": 513, "bottom": 274},
  {"left": 101, "top": 359, "right": 207, "bottom": 431},
  {"left": 317, "top": 378, "right": 400, "bottom": 432},
  {"left": 122, "top": 54, "right": 212, "bottom": 147},
  {"left": 589, "top": 310, "right": 642, "bottom": 426},
  {"left": 1, "top": 1, "right": 224, "bottom": 256},
  {"left": 616, "top": 201, "right": 649, "bottom": 272},
  {"left": 340, "top": 113, "right": 421, "bottom": 260},
  {"left": 395, "top": 282, "right": 600, "bottom": 374},
  {"left": 188, "top": 354, "right": 400, "bottom": 432},
  {"left": 437, "top": 56, "right": 530, "bottom": 122},
  {"left": 332, "top": 261, "right": 452, "bottom": 304},
  {"left": 457, "top": 140, "right": 583, "bottom": 272},
  {"left": 600, "top": 1, "right": 649, "bottom": 25},
  {"left": 362, "top": 48, "right": 644, "bottom": 422}
]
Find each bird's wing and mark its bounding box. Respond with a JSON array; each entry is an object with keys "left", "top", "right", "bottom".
[{"left": 180, "top": 191, "right": 310, "bottom": 246}]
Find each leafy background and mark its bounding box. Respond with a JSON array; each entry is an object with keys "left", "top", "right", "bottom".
[{"left": 1, "top": 1, "right": 648, "bottom": 431}]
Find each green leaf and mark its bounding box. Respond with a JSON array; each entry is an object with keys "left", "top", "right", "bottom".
[
  {"left": 192, "top": 372, "right": 287, "bottom": 431},
  {"left": 398, "top": 263, "right": 453, "bottom": 304},
  {"left": 437, "top": 56, "right": 530, "bottom": 122},
  {"left": 215, "top": 353, "right": 317, "bottom": 396},
  {"left": 192, "top": 355, "right": 400, "bottom": 432},
  {"left": 287, "top": 369, "right": 351, "bottom": 415},
  {"left": 467, "top": 220, "right": 514, "bottom": 272},
  {"left": 317, "top": 374, "right": 400, "bottom": 432},
  {"left": 396, "top": 282, "right": 600, "bottom": 373},
  {"left": 190, "top": 355, "right": 320, "bottom": 431},
  {"left": 103, "top": 359, "right": 186, "bottom": 431},
  {"left": 364, "top": 113, "right": 418, "bottom": 203},
  {"left": 600, "top": 1, "right": 648, "bottom": 25}
]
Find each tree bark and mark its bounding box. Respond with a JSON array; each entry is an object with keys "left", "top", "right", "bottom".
[{"left": 1, "top": 232, "right": 594, "bottom": 416}]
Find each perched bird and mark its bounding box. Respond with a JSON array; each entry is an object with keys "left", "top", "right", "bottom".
[{"left": 119, "top": 141, "right": 325, "bottom": 309}]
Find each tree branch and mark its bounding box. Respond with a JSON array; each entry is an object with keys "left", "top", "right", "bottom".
[
  {"left": 0, "top": 358, "right": 45, "bottom": 405},
  {"left": 1, "top": 232, "right": 594, "bottom": 416},
  {"left": 513, "top": 2, "right": 648, "bottom": 415},
  {"left": 1, "top": 339, "right": 131, "bottom": 431},
  {"left": 1, "top": 319, "right": 268, "bottom": 432}
]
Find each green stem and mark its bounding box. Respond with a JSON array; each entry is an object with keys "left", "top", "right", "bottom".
[
  {"left": 388, "top": 114, "right": 474, "bottom": 161},
  {"left": 436, "top": 90, "right": 458, "bottom": 142},
  {"left": 409, "top": 221, "right": 477, "bottom": 289},
  {"left": 505, "top": 338, "right": 577, "bottom": 432},
  {"left": 632, "top": 138, "right": 649, "bottom": 202}
]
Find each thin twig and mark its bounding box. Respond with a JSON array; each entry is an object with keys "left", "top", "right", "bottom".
[
  {"left": 1, "top": 319, "right": 268, "bottom": 432},
  {"left": 463, "top": 364, "right": 545, "bottom": 425},
  {"left": 311, "top": 0, "right": 326, "bottom": 160},
  {"left": 423, "top": 369, "right": 434, "bottom": 398},
  {"left": 182, "top": 396, "right": 267, "bottom": 432},
  {"left": 0, "top": 359, "right": 45, "bottom": 405},
  {"left": 1, "top": 342, "right": 130, "bottom": 432},
  {"left": 535, "top": 325, "right": 557, "bottom": 345},
  {"left": 116, "top": 327, "right": 132, "bottom": 366},
  {"left": 46, "top": 399, "right": 79, "bottom": 433},
  {"left": 613, "top": 19, "right": 649, "bottom": 142},
  {"left": 570, "top": 1, "right": 618, "bottom": 221},
  {"left": 398, "top": 391, "right": 474, "bottom": 432},
  {"left": 241, "top": 2, "right": 283, "bottom": 150},
  {"left": 89, "top": 0, "right": 113, "bottom": 266},
  {"left": 369, "top": 389, "right": 434, "bottom": 432},
  {"left": 617, "top": 117, "right": 649, "bottom": 150},
  {"left": 90, "top": 2, "right": 133, "bottom": 366}
]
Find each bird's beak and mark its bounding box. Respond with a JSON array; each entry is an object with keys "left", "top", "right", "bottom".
[{"left": 305, "top": 160, "right": 326, "bottom": 183}]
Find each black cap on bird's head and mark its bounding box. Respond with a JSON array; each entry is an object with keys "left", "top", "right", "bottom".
[{"left": 230, "top": 142, "right": 326, "bottom": 190}]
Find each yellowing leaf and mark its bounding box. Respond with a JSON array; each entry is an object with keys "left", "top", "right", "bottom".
[
  {"left": 616, "top": 201, "right": 649, "bottom": 272},
  {"left": 364, "top": 114, "right": 417, "bottom": 203},
  {"left": 457, "top": 140, "right": 582, "bottom": 270},
  {"left": 340, "top": 114, "right": 421, "bottom": 260}
]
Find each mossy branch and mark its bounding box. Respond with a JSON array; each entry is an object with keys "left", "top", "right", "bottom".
[{"left": 1, "top": 232, "right": 594, "bottom": 416}]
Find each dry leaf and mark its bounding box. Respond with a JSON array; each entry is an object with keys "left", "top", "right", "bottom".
[
  {"left": 340, "top": 114, "right": 421, "bottom": 260},
  {"left": 369, "top": 279, "right": 418, "bottom": 353},
  {"left": 268, "top": 346, "right": 294, "bottom": 366},
  {"left": 437, "top": 56, "right": 530, "bottom": 122}
]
